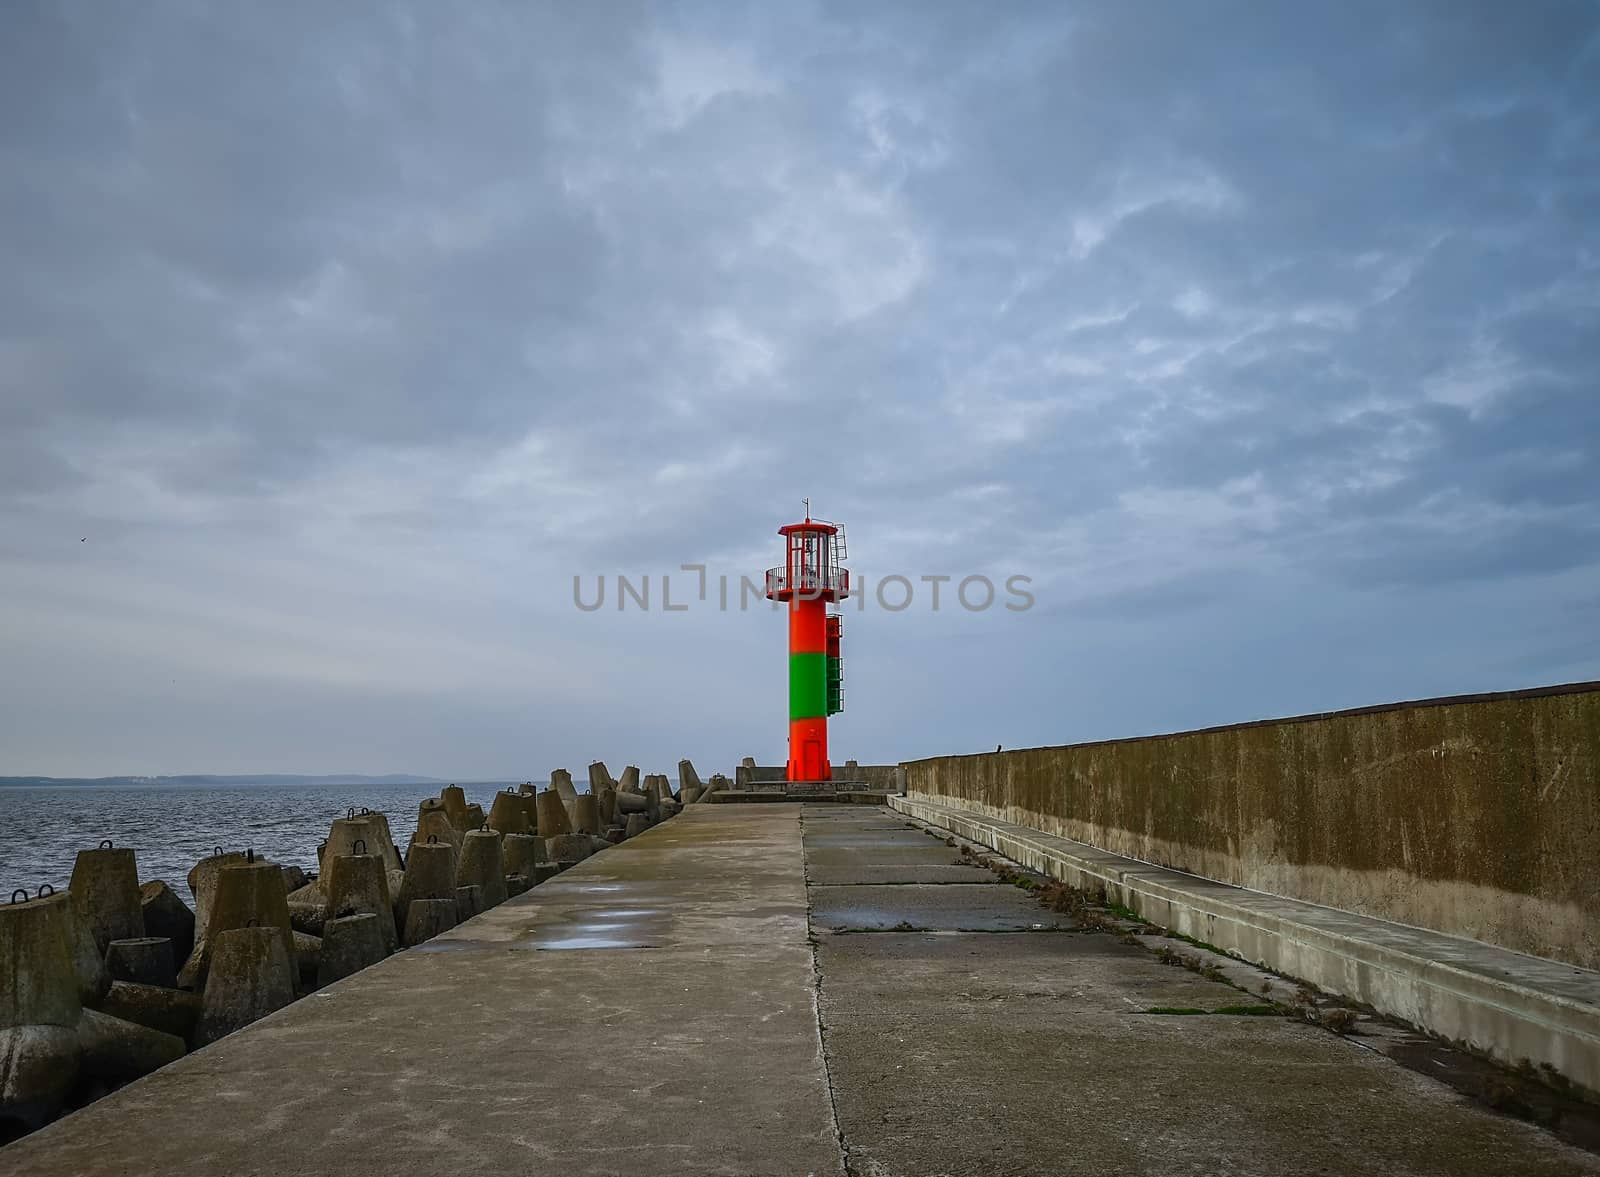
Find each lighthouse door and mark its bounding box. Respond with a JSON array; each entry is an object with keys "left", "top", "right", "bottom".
[{"left": 798, "top": 738, "right": 824, "bottom": 781}]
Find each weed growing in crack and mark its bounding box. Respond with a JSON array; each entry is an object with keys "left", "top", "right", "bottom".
[{"left": 1320, "top": 1008, "right": 1359, "bottom": 1035}]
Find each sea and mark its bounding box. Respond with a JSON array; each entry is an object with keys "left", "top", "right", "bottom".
[{"left": 1, "top": 780, "right": 534, "bottom": 907}]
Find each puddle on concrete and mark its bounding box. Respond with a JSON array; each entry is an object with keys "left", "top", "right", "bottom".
[{"left": 532, "top": 934, "right": 659, "bottom": 950}]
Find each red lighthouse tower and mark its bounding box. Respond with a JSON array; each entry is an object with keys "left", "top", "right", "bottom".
[{"left": 764, "top": 504, "right": 849, "bottom": 782}]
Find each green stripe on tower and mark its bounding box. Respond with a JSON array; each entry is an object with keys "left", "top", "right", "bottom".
[{"left": 789, "top": 652, "right": 827, "bottom": 719}]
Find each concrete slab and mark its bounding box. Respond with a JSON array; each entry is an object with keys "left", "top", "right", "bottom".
[
  {"left": 803, "top": 830, "right": 938, "bottom": 849},
  {"left": 803, "top": 805, "right": 1600, "bottom": 1176},
  {"left": 0, "top": 807, "right": 844, "bottom": 1177},
  {"left": 809, "top": 882, "right": 1079, "bottom": 932},
  {"left": 815, "top": 930, "right": 1600, "bottom": 1177},
  {"left": 806, "top": 863, "right": 996, "bottom": 886},
  {"left": 893, "top": 792, "right": 1600, "bottom": 1091},
  {"left": 805, "top": 844, "right": 966, "bottom": 870}
]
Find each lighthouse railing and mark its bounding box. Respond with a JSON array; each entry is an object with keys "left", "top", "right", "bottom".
[{"left": 765, "top": 566, "right": 850, "bottom": 597}]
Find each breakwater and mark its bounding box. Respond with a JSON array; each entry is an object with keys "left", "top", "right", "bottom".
[
  {"left": 3, "top": 779, "right": 519, "bottom": 907},
  {"left": 901, "top": 680, "right": 1600, "bottom": 968},
  {"left": 0, "top": 759, "right": 731, "bottom": 1142}
]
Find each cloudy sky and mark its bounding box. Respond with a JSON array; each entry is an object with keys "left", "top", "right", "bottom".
[{"left": 2, "top": 2, "right": 1597, "bottom": 778}]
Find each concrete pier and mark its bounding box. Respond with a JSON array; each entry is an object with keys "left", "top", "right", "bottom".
[{"left": 4, "top": 805, "right": 1598, "bottom": 1175}]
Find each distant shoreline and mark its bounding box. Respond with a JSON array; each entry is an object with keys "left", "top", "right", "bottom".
[{"left": 0, "top": 774, "right": 455, "bottom": 788}]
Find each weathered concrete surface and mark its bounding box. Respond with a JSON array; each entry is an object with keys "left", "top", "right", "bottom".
[
  {"left": 893, "top": 791, "right": 1600, "bottom": 1092},
  {"left": 805, "top": 806, "right": 1600, "bottom": 1177},
  {"left": 0, "top": 807, "right": 842, "bottom": 1177},
  {"left": 809, "top": 883, "right": 1076, "bottom": 932},
  {"left": 9, "top": 803, "right": 1595, "bottom": 1176},
  {"left": 903, "top": 681, "right": 1600, "bottom": 967}
]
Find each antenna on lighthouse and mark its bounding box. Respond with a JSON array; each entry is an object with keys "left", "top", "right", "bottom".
[{"left": 802, "top": 496, "right": 810, "bottom": 521}]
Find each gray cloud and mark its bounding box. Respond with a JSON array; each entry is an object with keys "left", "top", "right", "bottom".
[{"left": 2, "top": 1, "right": 1597, "bottom": 776}]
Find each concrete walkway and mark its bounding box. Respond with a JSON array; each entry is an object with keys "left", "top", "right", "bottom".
[
  {"left": 805, "top": 806, "right": 1600, "bottom": 1176},
  {"left": 3, "top": 804, "right": 1597, "bottom": 1176},
  {"left": 889, "top": 791, "right": 1600, "bottom": 1091},
  {"left": 0, "top": 806, "right": 841, "bottom": 1177}
]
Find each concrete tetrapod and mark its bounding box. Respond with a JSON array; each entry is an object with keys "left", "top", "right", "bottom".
[
  {"left": 618, "top": 765, "right": 641, "bottom": 793},
  {"left": 569, "top": 794, "right": 603, "bottom": 836},
  {"left": 98, "top": 981, "right": 201, "bottom": 1047},
  {"left": 1, "top": 892, "right": 184, "bottom": 1135},
  {"left": 292, "top": 931, "right": 322, "bottom": 991},
  {"left": 586, "top": 761, "right": 615, "bottom": 794},
  {"left": 402, "top": 898, "right": 457, "bottom": 947},
  {"left": 68, "top": 844, "right": 144, "bottom": 954},
  {"left": 455, "top": 885, "right": 483, "bottom": 924},
  {"left": 515, "top": 784, "right": 542, "bottom": 832},
  {"left": 501, "top": 833, "right": 547, "bottom": 879},
  {"left": 76, "top": 1008, "right": 185, "bottom": 1083},
  {"left": 321, "top": 812, "right": 404, "bottom": 873},
  {"left": 439, "top": 785, "right": 470, "bottom": 830},
  {"left": 317, "top": 914, "right": 388, "bottom": 987},
  {"left": 464, "top": 803, "right": 485, "bottom": 829},
  {"left": 546, "top": 833, "right": 593, "bottom": 866},
  {"left": 552, "top": 768, "right": 579, "bottom": 803},
  {"left": 487, "top": 790, "right": 532, "bottom": 836},
  {"left": 0, "top": 892, "right": 85, "bottom": 1132},
  {"left": 186, "top": 851, "right": 249, "bottom": 930},
  {"left": 613, "top": 788, "right": 647, "bottom": 816},
  {"left": 456, "top": 830, "right": 508, "bottom": 910},
  {"left": 681, "top": 784, "right": 704, "bottom": 805},
  {"left": 105, "top": 938, "right": 176, "bottom": 989},
  {"left": 536, "top": 789, "right": 574, "bottom": 836},
  {"left": 138, "top": 881, "right": 195, "bottom": 965},
  {"left": 393, "top": 840, "right": 458, "bottom": 939},
  {"left": 195, "top": 926, "right": 295, "bottom": 1046},
  {"left": 323, "top": 852, "right": 397, "bottom": 956},
  {"left": 287, "top": 897, "right": 327, "bottom": 938},
  {"left": 177, "top": 857, "right": 291, "bottom": 991},
  {"left": 412, "top": 802, "right": 462, "bottom": 853},
  {"left": 595, "top": 786, "right": 617, "bottom": 827},
  {"left": 678, "top": 758, "right": 702, "bottom": 794},
  {"left": 624, "top": 814, "right": 649, "bottom": 839},
  {"left": 62, "top": 895, "right": 110, "bottom": 1007}
]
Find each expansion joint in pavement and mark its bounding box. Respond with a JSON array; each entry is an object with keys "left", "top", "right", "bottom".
[{"left": 801, "top": 807, "right": 858, "bottom": 1177}]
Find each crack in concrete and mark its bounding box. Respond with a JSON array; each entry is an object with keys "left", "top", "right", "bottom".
[{"left": 800, "top": 806, "right": 859, "bottom": 1177}]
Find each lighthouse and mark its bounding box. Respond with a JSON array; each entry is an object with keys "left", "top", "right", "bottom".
[{"left": 764, "top": 505, "right": 849, "bottom": 782}]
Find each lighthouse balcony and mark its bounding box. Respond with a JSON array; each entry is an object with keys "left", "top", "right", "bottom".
[{"left": 764, "top": 566, "right": 850, "bottom": 602}]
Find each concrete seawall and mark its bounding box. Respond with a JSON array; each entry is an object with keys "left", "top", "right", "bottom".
[{"left": 901, "top": 681, "right": 1600, "bottom": 969}]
